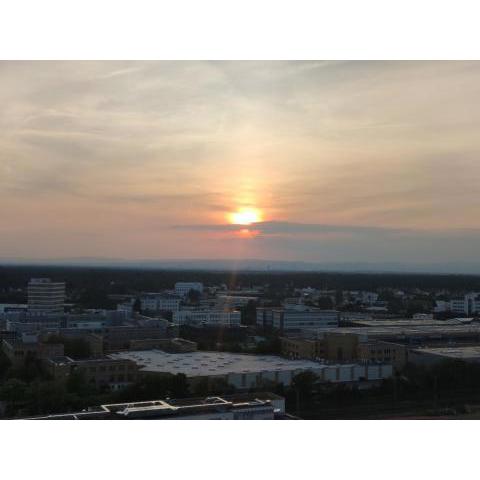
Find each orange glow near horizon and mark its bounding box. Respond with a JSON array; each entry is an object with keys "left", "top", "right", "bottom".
[
  {"left": 228, "top": 208, "right": 262, "bottom": 225},
  {"left": 235, "top": 228, "right": 260, "bottom": 239}
]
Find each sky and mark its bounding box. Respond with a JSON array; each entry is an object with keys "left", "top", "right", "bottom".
[{"left": 1, "top": 61, "right": 480, "bottom": 269}]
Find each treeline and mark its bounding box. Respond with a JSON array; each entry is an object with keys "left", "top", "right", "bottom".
[
  {"left": 3, "top": 266, "right": 480, "bottom": 296},
  {"left": 285, "top": 361, "right": 480, "bottom": 419}
]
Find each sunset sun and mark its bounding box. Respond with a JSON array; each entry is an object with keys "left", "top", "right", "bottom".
[{"left": 228, "top": 208, "right": 262, "bottom": 225}]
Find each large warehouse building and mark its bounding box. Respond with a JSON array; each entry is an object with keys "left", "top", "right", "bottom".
[{"left": 109, "top": 350, "right": 392, "bottom": 389}]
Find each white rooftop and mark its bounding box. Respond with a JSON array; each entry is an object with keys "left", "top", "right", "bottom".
[{"left": 109, "top": 350, "right": 330, "bottom": 377}]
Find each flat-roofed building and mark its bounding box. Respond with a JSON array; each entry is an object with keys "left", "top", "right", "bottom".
[
  {"left": 174, "top": 282, "right": 204, "bottom": 297},
  {"left": 265, "top": 307, "right": 339, "bottom": 333},
  {"left": 409, "top": 345, "right": 480, "bottom": 366},
  {"left": 2, "top": 337, "right": 64, "bottom": 367},
  {"left": 314, "top": 324, "right": 480, "bottom": 344},
  {"left": 128, "top": 337, "right": 197, "bottom": 353},
  {"left": 28, "top": 278, "right": 65, "bottom": 315},
  {"left": 216, "top": 295, "right": 258, "bottom": 308},
  {"left": 281, "top": 337, "right": 322, "bottom": 360},
  {"left": 173, "top": 309, "right": 241, "bottom": 327},
  {"left": 110, "top": 350, "right": 393, "bottom": 389},
  {"left": 140, "top": 293, "right": 181, "bottom": 312},
  {"left": 46, "top": 356, "right": 138, "bottom": 390},
  {"left": 357, "top": 341, "right": 408, "bottom": 370},
  {"left": 26, "top": 392, "right": 286, "bottom": 420}
]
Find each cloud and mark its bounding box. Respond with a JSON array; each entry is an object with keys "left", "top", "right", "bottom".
[
  {"left": 1, "top": 61, "right": 480, "bottom": 266},
  {"left": 172, "top": 221, "right": 410, "bottom": 236}
]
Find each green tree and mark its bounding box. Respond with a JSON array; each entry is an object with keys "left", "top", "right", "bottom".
[
  {"left": 0, "top": 378, "right": 28, "bottom": 412},
  {"left": 291, "top": 371, "right": 319, "bottom": 414},
  {"left": 187, "top": 289, "right": 201, "bottom": 304}
]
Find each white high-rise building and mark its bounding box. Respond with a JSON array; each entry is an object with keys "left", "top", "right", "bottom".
[{"left": 27, "top": 278, "right": 65, "bottom": 315}]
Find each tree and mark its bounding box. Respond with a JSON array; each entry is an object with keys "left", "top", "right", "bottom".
[
  {"left": 187, "top": 289, "right": 201, "bottom": 304},
  {"left": 318, "top": 296, "right": 334, "bottom": 309},
  {"left": 0, "top": 378, "right": 28, "bottom": 412},
  {"left": 0, "top": 350, "right": 12, "bottom": 379},
  {"left": 240, "top": 300, "right": 257, "bottom": 325},
  {"left": 133, "top": 298, "right": 141, "bottom": 313},
  {"left": 291, "top": 371, "right": 319, "bottom": 414}
]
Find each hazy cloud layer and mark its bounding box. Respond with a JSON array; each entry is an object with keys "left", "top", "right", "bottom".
[{"left": 1, "top": 61, "right": 480, "bottom": 267}]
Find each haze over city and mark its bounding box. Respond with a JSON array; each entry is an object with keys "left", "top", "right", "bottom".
[{"left": 2, "top": 61, "right": 480, "bottom": 270}]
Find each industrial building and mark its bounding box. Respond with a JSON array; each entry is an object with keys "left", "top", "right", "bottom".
[
  {"left": 408, "top": 345, "right": 480, "bottom": 366},
  {"left": 109, "top": 350, "right": 393, "bottom": 388}
]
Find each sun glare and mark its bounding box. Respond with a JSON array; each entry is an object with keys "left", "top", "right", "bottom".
[{"left": 229, "top": 208, "right": 262, "bottom": 225}]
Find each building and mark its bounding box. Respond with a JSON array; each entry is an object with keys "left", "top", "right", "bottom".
[
  {"left": 0, "top": 304, "right": 28, "bottom": 314},
  {"left": 173, "top": 309, "right": 241, "bottom": 327},
  {"left": 266, "top": 307, "right": 339, "bottom": 333},
  {"left": 140, "top": 293, "right": 181, "bottom": 312},
  {"left": 322, "top": 331, "right": 360, "bottom": 362},
  {"left": 110, "top": 350, "right": 392, "bottom": 389},
  {"left": 46, "top": 356, "right": 138, "bottom": 390},
  {"left": 357, "top": 341, "right": 408, "bottom": 370},
  {"left": 450, "top": 293, "right": 480, "bottom": 316},
  {"left": 174, "top": 282, "right": 204, "bottom": 297},
  {"left": 27, "top": 278, "right": 65, "bottom": 315},
  {"left": 345, "top": 291, "right": 379, "bottom": 306},
  {"left": 408, "top": 345, "right": 480, "bottom": 366},
  {"left": 282, "top": 334, "right": 408, "bottom": 369},
  {"left": 317, "top": 324, "right": 480, "bottom": 345},
  {"left": 256, "top": 307, "right": 274, "bottom": 329},
  {"left": 434, "top": 293, "right": 480, "bottom": 316},
  {"left": 116, "top": 300, "right": 134, "bottom": 318},
  {"left": 26, "top": 392, "right": 286, "bottom": 420},
  {"left": 45, "top": 331, "right": 104, "bottom": 357},
  {"left": 281, "top": 337, "right": 321, "bottom": 360},
  {"left": 216, "top": 295, "right": 258, "bottom": 308},
  {"left": 128, "top": 337, "right": 197, "bottom": 353},
  {"left": 2, "top": 335, "right": 64, "bottom": 367}
]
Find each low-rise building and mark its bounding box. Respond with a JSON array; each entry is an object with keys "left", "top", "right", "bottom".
[
  {"left": 140, "top": 293, "right": 181, "bottom": 313},
  {"left": 216, "top": 295, "right": 258, "bottom": 308},
  {"left": 173, "top": 309, "right": 241, "bottom": 327},
  {"left": 408, "top": 345, "right": 480, "bottom": 366},
  {"left": 110, "top": 350, "right": 392, "bottom": 389},
  {"left": 2, "top": 336, "right": 64, "bottom": 367},
  {"left": 27, "top": 392, "right": 286, "bottom": 420},
  {"left": 357, "top": 341, "right": 408, "bottom": 370},
  {"left": 174, "top": 282, "right": 204, "bottom": 297},
  {"left": 261, "top": 307, "right": 339, "bottom": 333},
  {"left": 281, "top": 337, "right": 319, "bottom": 360},
  {"left": 46, "top": 356, "right": 138, "bottom": 390},
  {"left": 128, "top": 337, "right": 197, "bottom": 353}
]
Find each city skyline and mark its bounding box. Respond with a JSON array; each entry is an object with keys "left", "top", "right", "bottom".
[{"left": 2, "top": 61, "right": 480, "bottom": 269}]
